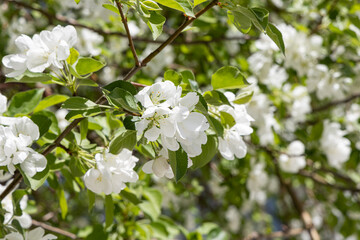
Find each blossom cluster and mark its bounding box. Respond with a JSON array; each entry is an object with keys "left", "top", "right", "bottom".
[
  {"left": 135, "top": 81, "right": 209, "bottom": 157},
  {"left": 84, "top": 149, "right": 139, "bottom": 195},
  {"left": 279, "top": 140, "right": 306, "bottom": 173},
  {"left": 0, "top": 94, "right": 46, "bottom": 177},
  {"left": 2, "top": 25, "right": 77, "bottom": 77}
]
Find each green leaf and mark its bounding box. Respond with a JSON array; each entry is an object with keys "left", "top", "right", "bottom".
[
  {"left": 88, "top": 190, "right": 96, "bottom": 211},
  {"left": 164, "top": 70, "right": 182, "bottom": 85},
  {"left": 65, "top": 108, "right": 102, "bottom": 120},
  {"left": 31, "top": 113, "right": 52, "bottom": 137},
  {"left": 228, "top": 10, "right": 252, "bottom": 33},
  {"left": 70, "top": 156, "right": 87, "bottom": 177},
  {"left": 191, "top": 135, "right": 217, "bottom": 169},
  {"left": 80, "top": 118, "right": 88, "bottom": 141},
  {"left": 195, "top": 93, "right": 208, "bottom": 114},
  {"left": 154, "top": 0, "right": 194, "bottom": 17},
  {"left": 203, "top": 90, "right": 231, "bottom": 106},
  {"left": 7, "top": 88, "right": 44, "bottom": 116},
  {"left": 20, "top": 164, "right": 50, "bottom": 191},
  {"left": 250, "top": 7, "right": 269, "bottom": 30},
  {"left": 142, "top": 0, "right": 162, "bottom": 10},
  {"left": 103, "top": 80, "right": 137, "bottom": 95},
  {"left": 211, "top": 66, "right": 249, "bottom": 90},
  {"left": 181, "top": 70, "right": 198, "bottom": 91},
  {"left": 107, "top": 88, "right": 140, "bottom": 112},
  {"left": 74, "top": 0, "right": 80, "bottom": 4},
  {"left": 233, "top": 91, "right": 253, "bottom": 104},
  {"left": 105, "top": 195, "right": 114, "bottom": 229},
  {"left": 147, "top": 11, "right": 166, "bottom": 40},
  {"left": 62, "top": 97, "right": 98, "bottom": 110},
  {"left": 66, "top": 48, "right": 80, "bottom": 65},
  {"left": 194, "top": 0, "right": 208, "bottom": 6},
  {"left": 6, "top": 72, "right": 52, "bottom": 83},
  {"left": 168, "top": 148, "right": 188, "bottom": 182},
  {"left": 12, "top": 190, "right": 27, "bottom": 216},
  {"left": 77, "top": 78, "right": 98, "bottom": 87},
  {"left": 266, "top": 23, "right": 285, "bottom": 55},
  {"left": 102, "top": 3, "right": 120, "bottom": 14},
  {"left": 121, "top": 188, "right": 142, "bottom": 205},
  {"left": 57, "top": 188, "right": 68, "bottom": 219},
  {"left": 34, "top": 95, "right": 69, "bottom": 112},
  {"left": 109, "top": 130, "right": 137, "bottom": 154},
  {"left": 207, "top": 115, "right": 224, "bottom": 137},
  {"left": 75, "top": 57, "right": 105, "bottom": 75},
  {"left": 139, "top": 188, "right": 162, "bottom": 220},
  {"left": 220, "top": 111, "right": 236, "bottom": 128}
]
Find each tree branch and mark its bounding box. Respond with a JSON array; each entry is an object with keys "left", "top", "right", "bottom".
[
  {"left": 123, "top": 0, "right": 219, "bottom": 81},
  {"left": 115, "top": 0, "right": 140, "bottom": 66},
  {"left": 31, "top": 219, "right": 77, "bottom": 239},
  {"left": 312, "top": 92, "right": 360, "bottom": 113}
]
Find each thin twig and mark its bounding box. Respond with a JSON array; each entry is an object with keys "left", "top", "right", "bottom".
[
  {"left": 299, "top": 170, "right": 360, "bottom": 193},
  {"left": 123, "top": 0, "right": 219, "bottom": 81},
  {"left": 115, "top": 0, "right": 140, "bottom": 66},
  {"left": 0, "top": 171, "right": 22, "bottom": 200},
  {"left": 312, "top": 92, "right": 360, "bottom": 112},
  {"left": 31, "top": 219, "right": 77, "bottom": 239}
]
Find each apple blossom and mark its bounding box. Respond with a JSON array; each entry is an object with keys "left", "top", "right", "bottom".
[
  {"left": 279, "top": 140, "right": 306, "bottom": 173},
  {"left": 246, "top": 163, "right": 268, "bottom": 205},
  {"left": 84, "top": 149, "right": 139, "bottom": 195},
  {"left": 2, "top": 25, "right": 77, "bottom": 77},
  {"left": 321, "top": 121, "right": 351, "bottom": 169}
]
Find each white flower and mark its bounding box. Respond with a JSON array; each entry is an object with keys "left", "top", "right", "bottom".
[
  {"left": 0, "top": 182, "right": 32, "bottom": 229},
  {"left": 214, "top": 93, "right": 254, "bottom": 160},
  {"left": 55, "top": 109, "right": 69, "bottom": 131},
  {"left": 2, "top": 25, "right": 77, "bottom": 77},
  {"left": 0, "top": 228, "right": 57, "bottom": 240},
  {"left": 246, "top": 163, "right": 268, "bottom": 205},
  {"left": 0, "top": 116, "right": 45, "bottom": 176},
  {"left": 135, "top": 81, "right": 209, "bottom": 157},
  {"left": 142, "top": 148, "right": 193, "bottom": 179},
  {"left": 320, "top": 121, "right": 351, "bottom": 169},
  {"left": 0, "top": 93, "right": 7, "bottom": 114},
  {"left": 279, "top": 140, "right": 306, "bottom": 173},
  {"left": 77, "top": 29, "right": 103, "bottom": 56},
  {"left": 84, "top": 149, "right": 139, "bottom": 195}
]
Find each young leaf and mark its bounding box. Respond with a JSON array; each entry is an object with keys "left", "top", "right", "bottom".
[
  {"left": 31, "top": 113, "right": 52, "bottom": 137},
  {"left": 220, "top": 111, "right": 236, "bottom": 128},
  {"left": 228, "top": 10, "right": 252, "bottom": 33},
  {"left": 147, "top": 12, "right": 166, "bottom": 40},
  {"left": 266, "top": 23, "right": 285, "bottom": 55},
  {"left": 105, "top": 195, "right": 114, "bottom": 229},
  {"left": 7, "top": 88, "right": 44, "bottom": 116},
  {"left": 154, "top": 0, "right": 195, "bottom": 17},
  {"left": 168, "top": 148, "right": 188, "bottom": 182},
  {"left": 75, "top": 57, "right": 105, "bottom": 75},
  {"left": 191, "top": 135, "right": 217, "bottom": 169},
  {"left": 57, "top": 188, "right": 68, "bottom": 219},
  {"left": 164, "top": 70, "right": 182, "bottom": 85},
  {"left": 80, "top": 118, "right": 88, "bottom": 141},
  {"left": 233, "top": 91, "right": 253, "bottom": 104},
  {"left": 62, "top": 97, "right": 98, "bottom": 110},
  {"left": 6, "top": 72, "right": 52, "bottom": 83},
  {"left": 203, "top": 90, "right": 231, "bottom": 106},
  {"left": 66, "top": 48, "right": 80, "bottom": 65},
  {"left": 34, "top": 95, "right": 69, "bottom": 112},
  {"left": 107, "top": 88, "right": 140, "bottom": 112},
  {"left": 211, "top": 66, "right": 249, "bottom": 90},
  {"left": 103, "top": 80, "right": 137, "bottom": 95},
  {"left": 109, "top": 130, "right": 137, "bottom": 154},
  {"left": 102, "top": 3, "right": 120, "bottom": 15},
  {"left": 194, "top": 0, "right": 208, "bottom": 7}
]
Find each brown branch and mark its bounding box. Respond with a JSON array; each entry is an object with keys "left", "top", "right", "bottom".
[
  {"left": 31, "top": 219, "right": 77, "bottom": 239},
  {"left": 0, "top": 171, "right": 22, "bottom": 200},
  {"left": 298, "top": 170, "right": 360, "bottom": 193},
  {"left": 123, "top": 0, "right": 219, "bottom": 81},
  {"left": 274, "top": 164, "right": 320, "bottom": 240},
  {"left": 243, "top": 227, "right": 305, "bottom": 240},
  {"left": 115, "top": 0, "right": 140, "bottom": 66},
  {"left": 312, "top": 92, "right": 360, "bottom": 113}
]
